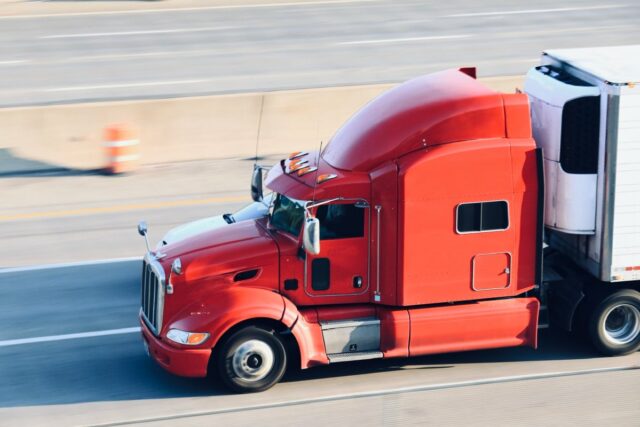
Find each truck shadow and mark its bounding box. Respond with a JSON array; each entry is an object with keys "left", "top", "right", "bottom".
[
  {"left": 0, "top": 325, "right": 609, "bottom": 409},
  {"left": 0, "top": 148, "right": 100, "bottom": 178}
]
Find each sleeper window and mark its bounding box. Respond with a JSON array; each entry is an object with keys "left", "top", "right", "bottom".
[{"left": 457, "top": 201, "right": 508, "bottom": 233}]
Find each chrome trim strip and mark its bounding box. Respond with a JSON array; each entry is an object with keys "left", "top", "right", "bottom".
[
  {"left": 320, "top": 318, "right": 380, "bottom": 330},
  {"left": 140, "top": 253, "right": 166, "bottom": 336},
  {"left": 375, "top": 205, "right": 381, "bottom": 301},
  {"left": 600, "top": 93, "right": 620, "bottom": 281}
]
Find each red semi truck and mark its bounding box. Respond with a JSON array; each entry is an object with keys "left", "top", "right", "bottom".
[{"left": 137, "top": 46, "right": 640, "bottom": 393}]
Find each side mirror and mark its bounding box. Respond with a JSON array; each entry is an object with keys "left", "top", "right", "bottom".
[
  {"left": 137, "top": 221, "right": 148, "bottom": 236},
  {"left": 251, "top": 165, "right": 263, "bottom": 202},
  {"left": 302, "top": 217, "right": 320, "bottom": 255},
  {"left": 137, "top": 220, "right": 151, "bottom": 252}
]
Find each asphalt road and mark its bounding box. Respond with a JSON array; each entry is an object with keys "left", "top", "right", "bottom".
[
  {"left": 0, "top": 0, "right": 639, "bottom": 106},
  {"left": 0, "top": 260, "right": 638, "bottom": 426},
  {"left": 0, "top": 157, "right": 256, "bottom": 268}
]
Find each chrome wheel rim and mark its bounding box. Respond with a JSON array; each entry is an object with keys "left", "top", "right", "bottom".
[
  {"left": 231, "top": 339, "right": 274, "bottom": 381},
  {"left": 602, "top": 304, "right": 640, "bottom": 345}
]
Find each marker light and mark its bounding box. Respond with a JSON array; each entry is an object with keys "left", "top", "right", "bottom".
[
  {"left": 316, "top": 173, "right": 337, "bottom": 184},
  {"left": 288, "top": 160, "right": 309, "bottom": 172},
  {"left": 288, "top": 151, "right": 308, "bottom": 160},
  {"left": 166, "top": 329, "right": 210, "bottom": 345},
  {"left": 297, "top": 166, "right": 318, "bottom": 176}
]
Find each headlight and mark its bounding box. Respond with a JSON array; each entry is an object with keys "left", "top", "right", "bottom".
[{"left": 166, "top": 329, "right": 209, "bottom": 345}]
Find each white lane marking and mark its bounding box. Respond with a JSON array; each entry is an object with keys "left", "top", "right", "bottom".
[
  {"left": 19, "top": 50, "right": 212, "bottom": 66},
  {"left": 446, "top": 4, "right": 627, "bottom": 18},
  {"left": 338, "top": 34, "right": 471, "bottom": 45},
  {"left": 40, "top": 26, "right": 235, "bottom": 40},
  {"left": 0, "top": 60, "right": 30, "bottom": 65},
  {"left": 489, "top": 24, "right": 632, "bottom": 38},
  {"left": 0, "top": 256, "right": 142, "bottom": 274},
  {"left": 23, "top": 48, "right": 228, "bottom": 66},
  {"left": 0, "top": 327, "right": 141, "bottom": 347},
  {"left": 50, "top": 50, "right": 212, "bottom": 64},
  {"left": 74, "top": 51, "right": 191, "bottom": 62},
  {"left": 91, "top": 365, "right": 640, "bottom": 426},
  {"left": 44, "top": 79, "right": 207, "bottom": 92},
  {"left": 0, "top": 0, "right": 377, "bottom": 19}
]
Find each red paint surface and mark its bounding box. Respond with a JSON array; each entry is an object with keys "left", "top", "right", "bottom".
[
  {"left": 283, "top": 300, "right": 329, "bottom": 368},
  {"left": 316, "top": 305, "right": 376, "bottom": 322},
  {"left": 377, "top": 307, "right": 410, "bottom": 358},
  {"left": 396, "top": 137, "right": 537, "bottom": 305},
  {"left": 140, "top": 318, "right": 211, "bottom": 377},
  {"left": 322, "top": 69, "right": 506, "bottom": 172},
  {"left": 408, "top": 298, "right": 539, "bottom": 355}
]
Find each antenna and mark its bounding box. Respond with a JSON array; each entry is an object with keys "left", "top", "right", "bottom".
[
  {"left": 311, "top": 141, "right": 323, "bottom": 204},
  {"left": 254, "top": 95, "right": 265, "bottom": 162}
]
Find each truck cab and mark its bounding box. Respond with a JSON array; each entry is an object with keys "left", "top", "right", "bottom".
[{"left": 138, "top": 48, "right": 640, "bottom": 393}]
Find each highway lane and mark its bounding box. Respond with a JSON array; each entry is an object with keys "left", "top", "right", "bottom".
[
  {"left": 0, "top": 157, "right": 258, "bottom": 268},
  {"left": 0, "top": 0, "right": 639, "bottom": 106},
  {"left": 0, "top": 261, "right": 638, "bottom": 426}
]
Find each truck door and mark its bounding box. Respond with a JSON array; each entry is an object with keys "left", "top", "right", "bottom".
[{"left": 305, "top": 201, "right": 370, "bottom": 300}]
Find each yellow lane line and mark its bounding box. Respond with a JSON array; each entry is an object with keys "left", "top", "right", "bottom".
[{"left": 0, "top": 195, "right": 248, "bottom": 222}]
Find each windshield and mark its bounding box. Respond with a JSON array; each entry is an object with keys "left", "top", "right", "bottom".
[
  {"left": 230, "top": 193, "right": 274, "bottom": 223},
  {"left": 270, "top": 194, "right": 306, "bottom": 236}
]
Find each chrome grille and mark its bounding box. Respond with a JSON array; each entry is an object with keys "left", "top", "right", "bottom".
[{"left": 140, "top": 257, "right": 165, "bottom": 335}]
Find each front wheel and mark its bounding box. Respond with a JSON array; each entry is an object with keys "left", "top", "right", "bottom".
[
  {"left": 588, "top": 289, "right": 640, "bottom": 356},
  {"left": 217, "top": 326, "right": 287, "bottom": 393}
]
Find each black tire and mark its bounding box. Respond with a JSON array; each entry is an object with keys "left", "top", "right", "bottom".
[
  {"left": 588, "top": 289, "right": 640, "bottom": 356},
  {"left": 217, "top": 326, "right": 287, "bottom": 393}
]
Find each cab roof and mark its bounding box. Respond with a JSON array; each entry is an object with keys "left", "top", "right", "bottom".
[{"left": 321, "top": 68, "right": 512, "bottom": 172}]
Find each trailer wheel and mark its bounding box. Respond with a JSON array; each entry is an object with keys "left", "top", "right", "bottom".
[
  {"left": 588, "top": 289, "right": 640, "bottom": 356},
  {"left": 217, "top": 325, "right": 287, "bottom": 393}
]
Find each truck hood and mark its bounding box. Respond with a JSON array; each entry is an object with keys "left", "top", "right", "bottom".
[
  {"left": 157, "top": 215, "right": 228, "bottom": 248},
  {"left": 158, "top": 218, "right": 276, "bottom": 264},
  {"left": 157, "top": 195, "right": 273, "bottom": 248},
  {"left": 158, "top": 218, "right": 281, "bottom": 330}
]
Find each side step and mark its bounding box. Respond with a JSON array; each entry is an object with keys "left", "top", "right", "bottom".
[
  {"left": 320, "top": 317, "right": 381, "bottom": 361},
  {"left": 327, "top": 351, "right": 383, "bottom": 363}
]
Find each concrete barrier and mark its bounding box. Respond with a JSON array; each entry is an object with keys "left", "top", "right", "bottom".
[{"left": 0, "top": 76, "right": 524, "bottom": 173}]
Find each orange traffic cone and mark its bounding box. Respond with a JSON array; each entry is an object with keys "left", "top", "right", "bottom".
[{"left": 103, "top": 125, "right": 139, "bottom": 175}]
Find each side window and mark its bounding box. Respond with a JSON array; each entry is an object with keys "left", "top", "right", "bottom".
[
  {"left": 457, "top": 201, "right": 508, "bottom": 233},
  {"left": 316, "top": 203, "right": 365, "bottom": 239}
]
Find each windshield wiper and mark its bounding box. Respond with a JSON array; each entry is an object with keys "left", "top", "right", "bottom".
[{"left": 222, "top": 213, "right": 235, "bottom": 224}]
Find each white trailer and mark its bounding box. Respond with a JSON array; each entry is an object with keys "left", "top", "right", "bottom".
[{"left": 524, "top": 45, "right": 640, "bottom": 355}]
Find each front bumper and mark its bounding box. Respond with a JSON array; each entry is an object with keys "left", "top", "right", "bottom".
[{"left": 140, "top": 317, "right": 211, "bottom": 378}]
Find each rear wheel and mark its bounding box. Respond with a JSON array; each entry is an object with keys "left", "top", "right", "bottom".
[
  {"left": 217, "top": 326, "right": 287, "bottom": 393},
  {"left": 588, "top": 289, "right": 640, "bottom": 356}
]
